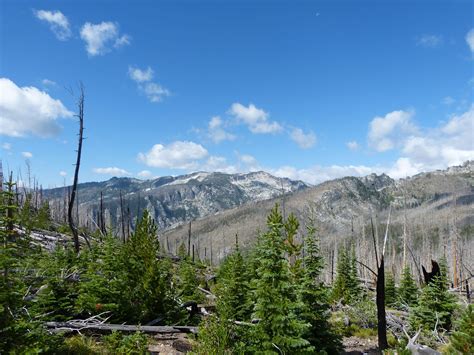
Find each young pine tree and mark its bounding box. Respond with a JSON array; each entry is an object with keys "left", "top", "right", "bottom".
[
  {"left": 196, "top": 241, "right": 252, "bottom": 354},
  {"left": 445, "top": 305, "right": 473, "bottom": 354},
  {"left": 252, "top": 204, "right": 312, "bottom": 353},
  {"left": 298, "top": 220, "right": 342, "bottom": 353},
  {"left": 410, "top": 259, "right": 457, "bottom": 332},
  {"left": 385, "top": 272, "right": 397, "bottom": 307},
  {"left": 398, "top": 266, "right": 418, "bottom": 308},
  {"left": 76, "top": 235, "right": 125, "bottom": 319},
  {"left": 332, "top": 247, "right": 361, "bottom": 305},
  {"left": 216, "top": 240, "right": 251, "bottom": 321},
  {"left": 120, "top": 210, "right": 180, "bottom": 323}
]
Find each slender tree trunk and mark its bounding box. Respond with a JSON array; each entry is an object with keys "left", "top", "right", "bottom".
[
  {"left": 68, "top": 84, "right": 84, "bottom": 254},
  {"left": 188, "top": 221, "right": 192, "bottom": 258},
  {"left": 376, "top": 256, "right": 388, "bottom": 350},
  {"left": 119, "top": 190, "right": 125, "bottom": 242}
]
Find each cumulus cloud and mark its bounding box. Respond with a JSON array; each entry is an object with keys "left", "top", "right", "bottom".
[
  {"left": 2, "top": 142, "right": 11, "bottom": 150},
  {"left": 208, "top": 116, "right": 236, "bottom": 143},
  {"left": 346, "top": 141, "right": 359, "bottom": 151},
  {"left": 416, "top": 34, "right": 443, "bottom": 48},
  {"left": 128, "top": 66, "right": 154, "bottom": 83},
  {"left": 34, "top": 9, "right": 71, "bottom": 40},
  {"left": 142, "top": 83, "right": 170, "bottom": 102},
  {"left": 289, "top": 128, "right": 316, "bottom": 149},
  {"left": 273, "top": 105, "right": 473, "bottom": 184},
  {"left": 59, "top": 171, "right": 67, "bottom": 177},
  {"left": 367, "top": 105, "right": 474, "bottom": 178},
  {"left": 22, "top": 152, "right": 33, "bottom": 158},
  {"left": 368, "top": 109, "right": 417, "bottom": 152},
  {"left": 80, "top": 22, "right": 130, "bottom": 56},
  {"left": 93, "top": 167, "right": 131, "bottom": 176},
  {"left": 0, "top": 78, "right": 73, "bottom": 137},
  {"left": 466, "top": 28, "right": 474, "bottom": 53},
  {"left": 228, "top": 103, "right": 283, "bottom": 134},
  {"left": 138, "top": 141, "right": 208, "bottom": 169},
  {"left": 128, "top": 66, "right": 170, "bottom": 102},
  {"left": 137, "top": 170, "right": 153, "bottom": 179}
]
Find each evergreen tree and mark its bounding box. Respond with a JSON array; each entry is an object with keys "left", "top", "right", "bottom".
[
  {"left": 445, "top": 305, "right": 473, "bottom": 354},
  {"left": 251, "top": 204, "right": 312, "bottom": 353},
  {"left": 0, "top": 178, "right": 23, "bottom": 351},
  {"left": 385, "top": 272, "right": 397, "bottom": 307},
  {"left": 410, "top": 261, "right": 457, "bottom": 332},
  {"left": 332, "top": 246, "right": 361, "bottom": 305},
  {"left": 177, "top": 259, "right": 204, "bottom": 304},
  {"left": 120, "top": 210, "right": 180, "bottom": 323},
  {"left": 398, "top": 266, "right": 418, "bottom": 308},
  {"left": 76, "top": 235, "right": 125, "bottom": 319},
  {"left": 298, "top": 220, "right": 342, "bottom": 353},
  {"left": 216, "top": 241, "right": 251, "bottom": 321}
]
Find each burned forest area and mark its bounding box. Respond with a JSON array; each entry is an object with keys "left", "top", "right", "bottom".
[
  {"left": 1, "top": 97, "right": 472, "bottom": 353},
  {"left": 2, "top": 1, "right": 474, "bottom": 354}
]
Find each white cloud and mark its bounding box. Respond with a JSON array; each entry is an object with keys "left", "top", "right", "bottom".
[
  {"left": 42, "top": 79, "right": 57, "bottom": 87},
  {"left": 466, "top": 28, "right": 474, "bottom": 53},
  {"left": 34, "top": 10, "right": 71, "bottom": 40},
  {"left": 208, "top": 116, "right": 236, "bottom": 143},
  {"left": 416, "top": 34, "right": 443, "bottom": 48},
  {"left": 442, "top": 96, "right": 455, "bottom": 105},
  {"left": 137, "top": 170, "right": 153, "bottom": 178},
  {"left": 142, "top": 83, "right": 170, "bottom": 102},
  {"left": 228, "top": 103, "right": 283, "bottom": 134},
  {"left": 128, "top": 66, "right": 154, "bottom": 83},
  {"left": 2, "top": 142, "right": 11, "bottom": 150},
  {"left": 289, "top": 127, "right": 316, "bottom": 149},
  {"left": 80, "top": 22, "right": 130, "bottom": 56},
  {"left": 368, "top": 109, "right": 417, "bottom": 152},
  {"left": 114, "top": 34, "right": 131, "bottom": 48},
  {"left": 0, "top": 78, "right": 73, "bottom": 137},
  {"left": 367, "top": 105, "right": 474, "bottom": 178},
  {"left": 138, "top": 141, "right": 208, "bottom": 169},
  {"left": 346, "top": 141, "right": 359, "bottom": 151},
  {"left": 59, "top": 171, "right": 67, "bottom": 177},
  {"left": 93, "top": 167, "right": 131, "bottom": 176},
  {"left": 22, "top": 151, "right": 33, "bottom": 159},
  {"left": 239, "top": 154, "right": 258, "bottom": 166},
  {"left": 200, "top": 156, "right": 238, "bottom": 174},
  {"left": 127, "top": 66, "right": 170, "bottom": 102}
]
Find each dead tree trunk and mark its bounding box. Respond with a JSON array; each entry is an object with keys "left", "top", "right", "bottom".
[
  {"left": 376, "top": 256, "right": 388, "bottom": 350},
  {"left": 188, "top": 221, "right": 192, "bottom": 258},
  {"left": 68, "top": 84, "right": 84, "bottom": 254}
]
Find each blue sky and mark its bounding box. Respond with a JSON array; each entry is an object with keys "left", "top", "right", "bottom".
[{"left": 1, "top": 0, "right": 473, "bottom": 187}]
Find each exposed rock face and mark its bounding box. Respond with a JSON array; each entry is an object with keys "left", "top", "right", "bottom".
[{"left": 43, "top": 171, "right": 308, "bottom": 230}]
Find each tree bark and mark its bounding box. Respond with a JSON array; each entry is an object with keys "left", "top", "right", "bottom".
[
  {"left": 376, "top": 256, "right": 388, "bottom": 350},
  {"left": 68, "top": 84, "right": 84, "bottom": 254}
]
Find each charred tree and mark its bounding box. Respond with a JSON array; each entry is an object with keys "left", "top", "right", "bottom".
[
  {"left": 68, "top": 84, "right": 85, "bottom": 254},
  {"left": 422, "top": 260, "right": 441, "bottom": 285}
]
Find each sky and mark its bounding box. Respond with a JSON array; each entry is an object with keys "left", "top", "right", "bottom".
[{"left": 0, "top": 0, "right": 473, "bottom": 188}]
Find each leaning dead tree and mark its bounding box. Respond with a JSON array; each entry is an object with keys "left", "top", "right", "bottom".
[{"left": 68, "top": 84, "right": 85, "bottom": 254}]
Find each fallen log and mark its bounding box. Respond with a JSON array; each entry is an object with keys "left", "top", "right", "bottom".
[{"left": 45, "top": 322, "right": 198, "bottom": 334}]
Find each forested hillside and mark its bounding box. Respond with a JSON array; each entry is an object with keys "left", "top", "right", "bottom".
[{"left": 1, "top": 165, "right": 472, "bottom": 353}]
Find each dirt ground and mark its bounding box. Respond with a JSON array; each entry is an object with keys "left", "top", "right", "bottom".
[
  {"left": 342, "top": 336, "right": 380, "bottom": 354},
  {"left": 148, "top": 334, "right": 381, "bottom": 354}
]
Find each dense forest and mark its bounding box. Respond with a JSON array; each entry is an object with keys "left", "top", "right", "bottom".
[{"left": 0, "top": 171, "right": 472, "bottom": 354}]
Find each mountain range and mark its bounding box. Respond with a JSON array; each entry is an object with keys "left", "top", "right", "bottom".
[{"left": 43, "top": 170, "right": 308, "bottom": 231}]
